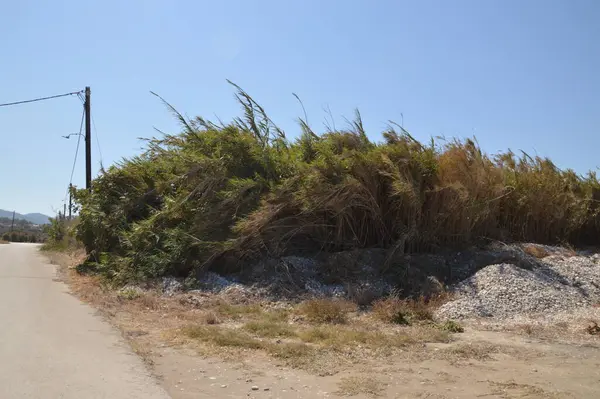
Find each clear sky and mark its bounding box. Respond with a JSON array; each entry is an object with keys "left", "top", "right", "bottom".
[{"left": 0, "top": 0, "right": 598, "bottom": 215}]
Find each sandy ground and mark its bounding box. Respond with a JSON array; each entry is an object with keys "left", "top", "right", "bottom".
[{"left": 42, "top": 247, "right": 600, "bottom": 398}]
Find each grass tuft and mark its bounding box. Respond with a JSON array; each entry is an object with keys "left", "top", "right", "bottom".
[
  {"left": 372, "top": 295, "right": 445, "bottom": 325},
  {"left": 297, "top": 299, "right": 356, "bottom": 324},
  {"left": 243, "top": 320, "right": 297, "bottom": 338},
  {"left": 117, "top": 287, "right": 142, "bottom": 300},
  {"left": 215, "top": 302, "right": 262, "bottom": 319},
  {"left": 439, "top": 320, "right": 464, "bottom": 333},
  {"left": 183, "top": 325, "right": 264, "bottom": 350}
]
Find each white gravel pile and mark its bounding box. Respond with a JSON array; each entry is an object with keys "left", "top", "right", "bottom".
[{"left": 437, "top": 253, "right": 600, "bottom": 320}]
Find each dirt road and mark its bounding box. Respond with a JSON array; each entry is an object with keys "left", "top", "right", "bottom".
[{"left": 0, "top": 243, "right": 170, "bottom": 398}]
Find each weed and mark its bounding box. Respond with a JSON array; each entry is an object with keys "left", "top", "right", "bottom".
[
  {"left": 442, "top": 342, "right": 500, "bottom": 362},
  {"left": 439, "top": 320, "right": 464, "bottom": 333},
  {"left": 372, "top": 295, "right": 442, "bottom": 325},
  {"left": 243, "top": 320, "right": 297, "bottom": 338},
  {"left": 297, "top": 299, "right": 356, "bottom": 324},
  {"left": 183, "top": 324, "right": 315, "bottom": 368},
  {"left": 215, "top": 302, "right": 262, "bottom": 319},
  {"left": 117, "top": 287, "right": 142, "bottom": 300},
  {"left": 298, "top": 324, "right": 449, "bottom": 350},
  {"left": 202, "top": 311, "right": 221, "bottom": 325},
  {"left": 266, "top": 342, "right": 313, "bottom": 360}
]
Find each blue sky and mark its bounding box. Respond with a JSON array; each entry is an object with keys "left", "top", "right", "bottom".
[{"left": 0, "top": 0, "right": 598, "bottom": 215}]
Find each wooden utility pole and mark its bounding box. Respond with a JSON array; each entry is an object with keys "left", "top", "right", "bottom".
[
  {"left": 85, "top": 87, "right": 92, "bottom": 191},
  {"left": 68, "top": 184, "right": 72, "bottom": 220},
  {"left": 10, "top": 211, "right": 15, "bottom": 232}
]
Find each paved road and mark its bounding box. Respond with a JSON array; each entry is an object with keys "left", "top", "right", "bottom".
[{"left": 0, "top": 243, "right": 170, "bottom": 399}]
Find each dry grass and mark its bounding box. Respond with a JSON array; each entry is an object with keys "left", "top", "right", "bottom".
[
  {"left": 522, "top": 244, "right": 549, "bottom": 259},
  {"left": 297, "top": 298, "right": 357, "bottom": 324},
  {"left": 438, "top": 341, "right": 540, "bottom": 364},
  {"left": 507, "top": 321, "right": 578, "bottom": 341},
  {"left": 487, "top": 380, "right": 563, "bottom": 398},
  {"left": 440, "top": 342, "right": 502, "bottom": 362},
  {"left": 177, "top": 310, "right": 451, "bottom": 372},
  {"left": 372, "top": 294, "right": 451, "bottom": 325},
  {"left": 201, "top": 311, "right": 221, "bottom": 325},
  {"left": 128, "top": 339, "right": 154, "bottom": 365},
  {"left": 181, "top": 325, "right": 316, "bottom": 368},
  {"left": 215, "top": 302, "right": 262, "bottom": 319},
  {"left": 298, "top": 324, "right": 449, "bottom": 351},
  {"left": 336, "top": 375, "right": 386, "bottom": 397},
  {"left": 243, "top": 320, "right": 297, "bottom": 338},
  {"left": 0, "top": 240, "right": 9, "bottom": 244},
  {"left": 43, "top": 249, "right": 457, "bottom": 376}
]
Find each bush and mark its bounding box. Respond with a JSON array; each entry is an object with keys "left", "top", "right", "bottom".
[
  {"left": 297, "top": 299, "right": 356, "bottom": 324},
  {"left": 70, "top": 82, "right": 600, "bottom": 284},
  {"left": 41, "top": 217, "right": 80, "bottom": 251},
  {"left": 2, "top": 231, "right": 42, "bottom": 243},
  {"left": 372, "top": 295, "right": 447, "bottom": 325},
  {"left": 372, "top": 297, "right": 412, "bottom": 325},
  {"left": 440, "top": 320, "right": 464, "bottom": 333}
]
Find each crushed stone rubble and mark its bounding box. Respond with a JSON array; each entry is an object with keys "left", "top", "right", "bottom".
[
  {"left": 158, "top": 243, "right": 600, "bottom": 323},
  {"left": 437, "top": 251, "right": 600, "bottom": 321}
]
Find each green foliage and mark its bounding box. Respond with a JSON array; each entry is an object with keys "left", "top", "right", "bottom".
[
  {"left": 70, "top": 83, "right": 600, "bottom": 283},
  {"left": 45, "top": 217, "right": 65, "bottom": 242},
  {"left": 117, "top": 287, "right": 142, "bottom": 300},
  {"left": 439, "top": 320, "right": 465, "bottom": 333},
  {"left": 41, "top": 217, "right": 80, "bottom": 251},
  {"left": 1, "top": 231, "right": 40, "bottom": 243}
]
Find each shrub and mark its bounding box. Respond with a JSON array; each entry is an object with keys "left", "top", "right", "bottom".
[
  {"left": 372, "top": 297, "right": 411, "bottom": 325},
  {"left": 117, "top": 287, "right": 142, "bottom": 300},
  {"left": 440, "top": 320, "right": 465, "bottom": 333},
  {"left": 70, "top": 82, "right": 600, "bottom": 285},
  {"left": 297, "top": 299, "right": 356, "bottom": 324},
  {"left": 372, "top": 295, "right": 446, "bottom": 325}
]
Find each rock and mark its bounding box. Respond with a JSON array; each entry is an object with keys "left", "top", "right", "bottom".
[
  {"left": 436, "top": 252, "right": 600, "bottom": 321},
  {"left": 304, "top": 279, "right": 346, "bottom": 298},
  {"left": 251, "top": 386, "right": 259, "bottom": 391},
  {"left": 162, "top": 277, "right": 184, "bottom": 296},
  {"left": 197, "top": 272, "right": 235, "bottom": 293},
  {"left": 179, "top": 293, "right": 209, "bottom": 308}
]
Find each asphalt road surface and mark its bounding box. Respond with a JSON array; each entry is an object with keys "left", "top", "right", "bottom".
[{"left": 0, "top": 243, "right": 170, "bottom": 399}]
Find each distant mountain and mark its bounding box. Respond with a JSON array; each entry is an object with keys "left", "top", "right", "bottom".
[{"left": 0, "top": 210, "right": 51, "bottom": 225}]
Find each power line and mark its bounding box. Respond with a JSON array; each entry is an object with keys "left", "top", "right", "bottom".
[
  {"left": 64, "top": 107, "right": 85, "bottom": 205},
  {"left": 92, "top": 116, "right": 104, "bottom": 167},
  {"left": 0, "top": 90, "right": 83, "bottom": 108},
  {"left": 69, "top": 108, "right": 86, "bottom": 186}
]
